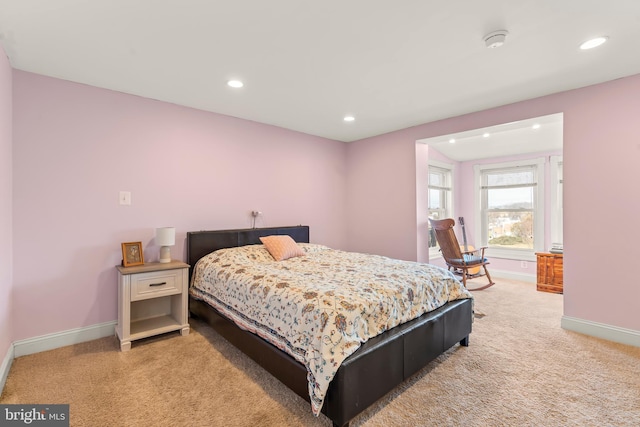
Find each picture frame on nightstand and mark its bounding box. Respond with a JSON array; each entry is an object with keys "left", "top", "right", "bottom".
[{"left": 121, "top": 241, "right": 144, "bottom": 267}]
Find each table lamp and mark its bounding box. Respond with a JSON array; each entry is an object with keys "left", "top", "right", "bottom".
[{"left": 156, "top": 227, "right": 175, "bottom": 263}]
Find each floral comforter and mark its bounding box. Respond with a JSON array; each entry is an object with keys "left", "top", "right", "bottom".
[{"left": 189, "top": 243, "right": 472, "bottom": 416}]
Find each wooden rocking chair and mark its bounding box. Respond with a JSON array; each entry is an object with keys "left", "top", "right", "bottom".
[{"left": 429, "top": 218, "right": 495, "bottom": 291}]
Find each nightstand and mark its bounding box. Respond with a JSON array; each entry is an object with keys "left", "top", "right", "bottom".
[{"left": 116, "top": 261, "right": 190, "bottom": 351}]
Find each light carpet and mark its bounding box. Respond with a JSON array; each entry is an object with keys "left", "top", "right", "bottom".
[{"left": 2, "top": 278, "right": 639, "bottom": 426}]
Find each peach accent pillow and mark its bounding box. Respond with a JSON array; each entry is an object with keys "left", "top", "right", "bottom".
[{"left": 259, "top": 235, "right": 306, "bottom": 261}]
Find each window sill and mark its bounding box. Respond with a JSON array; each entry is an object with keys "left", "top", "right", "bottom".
[
  {"left": 429, "top": 252, "right": 443, "bottom": 261},
  {"left": 430, "top": 249, "right": 537, "bottom": 262},
  {"left": 485, "top": 247, "right": 537, "bottom": 262}
]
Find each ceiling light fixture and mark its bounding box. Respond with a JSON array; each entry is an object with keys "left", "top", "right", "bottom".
[
  {"left": 532, "top": 123, "right": 541, "bottom": 130},
  {"left": 483, "top": 30, "right": 509, "bottom": 49},
  {"left": 449, "top": 138, "right": 456, "bottom": 144},
  {"left": 483, "top": 133, "right": 490, "bottom": 138},
  {"left": 580, "top": 36, "right": 608, "bottom": 50},
  {"left": 344, "top": 116, "right": 355, "bottom": 122},
  {"left": 227, "top": 80, "right": 244, "bottom": 88}
]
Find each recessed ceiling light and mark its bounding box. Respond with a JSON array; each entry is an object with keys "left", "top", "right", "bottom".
[
  {"left": 344, "top": 116, "right": 355, "bottom": 122},
  {"left": 532, "top": 123, "right": 541, "bottom": 130},
  {"left": 227, "top": 80, "right": 244, "bottom": 88},
  {"left": 449, "top": 138, "right": 456, "bottom": 144},
  {"left": 483, "top": 133, "right": 490, "bottom": 138},
  {"left": 580, "top": 36, "right": 608, "bottom": 50}
]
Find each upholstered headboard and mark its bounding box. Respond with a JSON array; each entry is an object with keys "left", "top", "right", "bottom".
[{"left": 186, "top": 225, "right": 310, "bottom": 279}]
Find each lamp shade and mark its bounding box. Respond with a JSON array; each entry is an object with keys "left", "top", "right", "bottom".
[{"left": 156, "top": 227, "right": 176, "bottom": 246}]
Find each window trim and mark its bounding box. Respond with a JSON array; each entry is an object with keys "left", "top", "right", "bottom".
[
  {"left": 473, "top": 157, "right": 545, "bottom": 262},
  {"left": 428, "top": 159, "right": 454, "bottom": 259},
  {"left": 550, "top": 155, "right": 563, "bottom": 245}
]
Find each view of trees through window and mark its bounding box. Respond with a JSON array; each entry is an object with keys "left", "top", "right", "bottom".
[
  {"left": 487, "top": 211, "right": 533, "bottom": 248},
  {"left": 483, "top": 167, "right": 536, "bottom": 250}
]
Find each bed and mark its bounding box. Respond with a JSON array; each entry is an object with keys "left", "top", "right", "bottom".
[{"left": 187, "top": 226, "right": 473, "bottom": 427}]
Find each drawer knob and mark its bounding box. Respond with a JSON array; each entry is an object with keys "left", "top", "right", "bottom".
[{"left": 149, "top": 282, "right": 167, "bottom": 287}]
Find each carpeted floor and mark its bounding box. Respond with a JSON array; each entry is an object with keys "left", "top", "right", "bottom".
[{"left": 2, "top": 278, "right": 639, "bottom": 426}]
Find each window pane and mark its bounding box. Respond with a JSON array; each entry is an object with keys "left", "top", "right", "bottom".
[
  {"left": 428, "top": 164, "right": 452, "bottom": 251},
  {"left": 488, "top": 187, "right": 534, "bottom": 209},
  {"left": 487, "top": 211, "right": 533, "bottom": 249},
  {"left": 428, "top": 228, "right": 437, "bottom": 248},
  {"left": 558, "top": 163, "right": 563, "bottom": 182},
  {"left": 428, "top": 210, "right": 439, "bottom": 248},
  {"left": 429, "top": 172, "right": 443, "bottom": 187},
  {"left": 558, "top": 184, "right": 563, "bottom": 209},
  {"left": 428, "top": 189, "right": 441, "bottom": 209},
  {"left": 428, "top": 209, "right": 445, "bottom": 248},
  {"left": 487, "top": 169, "right": 534, "bottom": 186},
  {"left": 479, "top": 159, "right": 543, "bottom": 255}
]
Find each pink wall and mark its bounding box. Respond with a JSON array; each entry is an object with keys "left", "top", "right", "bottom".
[
  {"left": 7, "top": 66, "right": 640, "bottom": 342},
  {"left": 346, "top": 73, "right": 640, "bottom": 333},
  {"left": 0, "top": 46, "right": 12, "bottom": 359},
  {"left": 12, "top": 71, "right": 347, "bottom": 341},
  {"left": 345, "top": 133, "right": 419, "bottom": 260},
  {"left": 415, "top": 143, "right": 430, "bottom": 263}
]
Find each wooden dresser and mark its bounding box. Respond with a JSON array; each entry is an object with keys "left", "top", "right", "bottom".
[{"left": 536, "top": 252, "right": 563, "bottom": 294}]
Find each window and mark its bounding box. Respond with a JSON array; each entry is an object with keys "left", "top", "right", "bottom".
[
  {"left": 550, "top": 156, "right": 563, "bottom": 245},
  {"left": 474, "top": 158, "right": 544, "bottom": 260},
  {"left": 428, "top": 161, "right": 453, "bottom": 256}
]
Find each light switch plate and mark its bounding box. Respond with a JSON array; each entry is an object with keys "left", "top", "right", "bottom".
[{"left": 119, "top": 191, "right": 131, "bottom": 205}]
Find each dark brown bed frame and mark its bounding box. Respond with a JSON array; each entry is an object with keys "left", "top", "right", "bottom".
[{"left": 187, "top": 226, "right": 473, "bottom": 427}]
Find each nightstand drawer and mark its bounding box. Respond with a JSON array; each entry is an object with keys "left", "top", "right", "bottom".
[{"left": 131, "top": 269, "right": 183, "bottom": 301}]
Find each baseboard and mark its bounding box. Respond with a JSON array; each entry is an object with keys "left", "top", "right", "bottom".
[
  {"left": 561, "top": 316, "right": 640, "bottom": 348},
  {"left": 13, "top": 321, "right": 117, "bottom": 358},
  {"left": 0, "top": 343, "right": 14, "bottom": 395},
  {"left": 491, "top": 269, "right": 536, "bottom": 283}
]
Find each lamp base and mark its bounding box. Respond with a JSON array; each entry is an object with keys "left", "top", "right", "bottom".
[{"left": 159, "top": 246, "right": 172, "bottom": 263}]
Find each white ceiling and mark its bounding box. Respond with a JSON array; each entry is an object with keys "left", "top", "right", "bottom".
[
  {"left": 1, "top": 1, "right": 639, "bottom": 142},
  {"left": 419, "top": 113, "right": 563, "bottom": 162}
]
